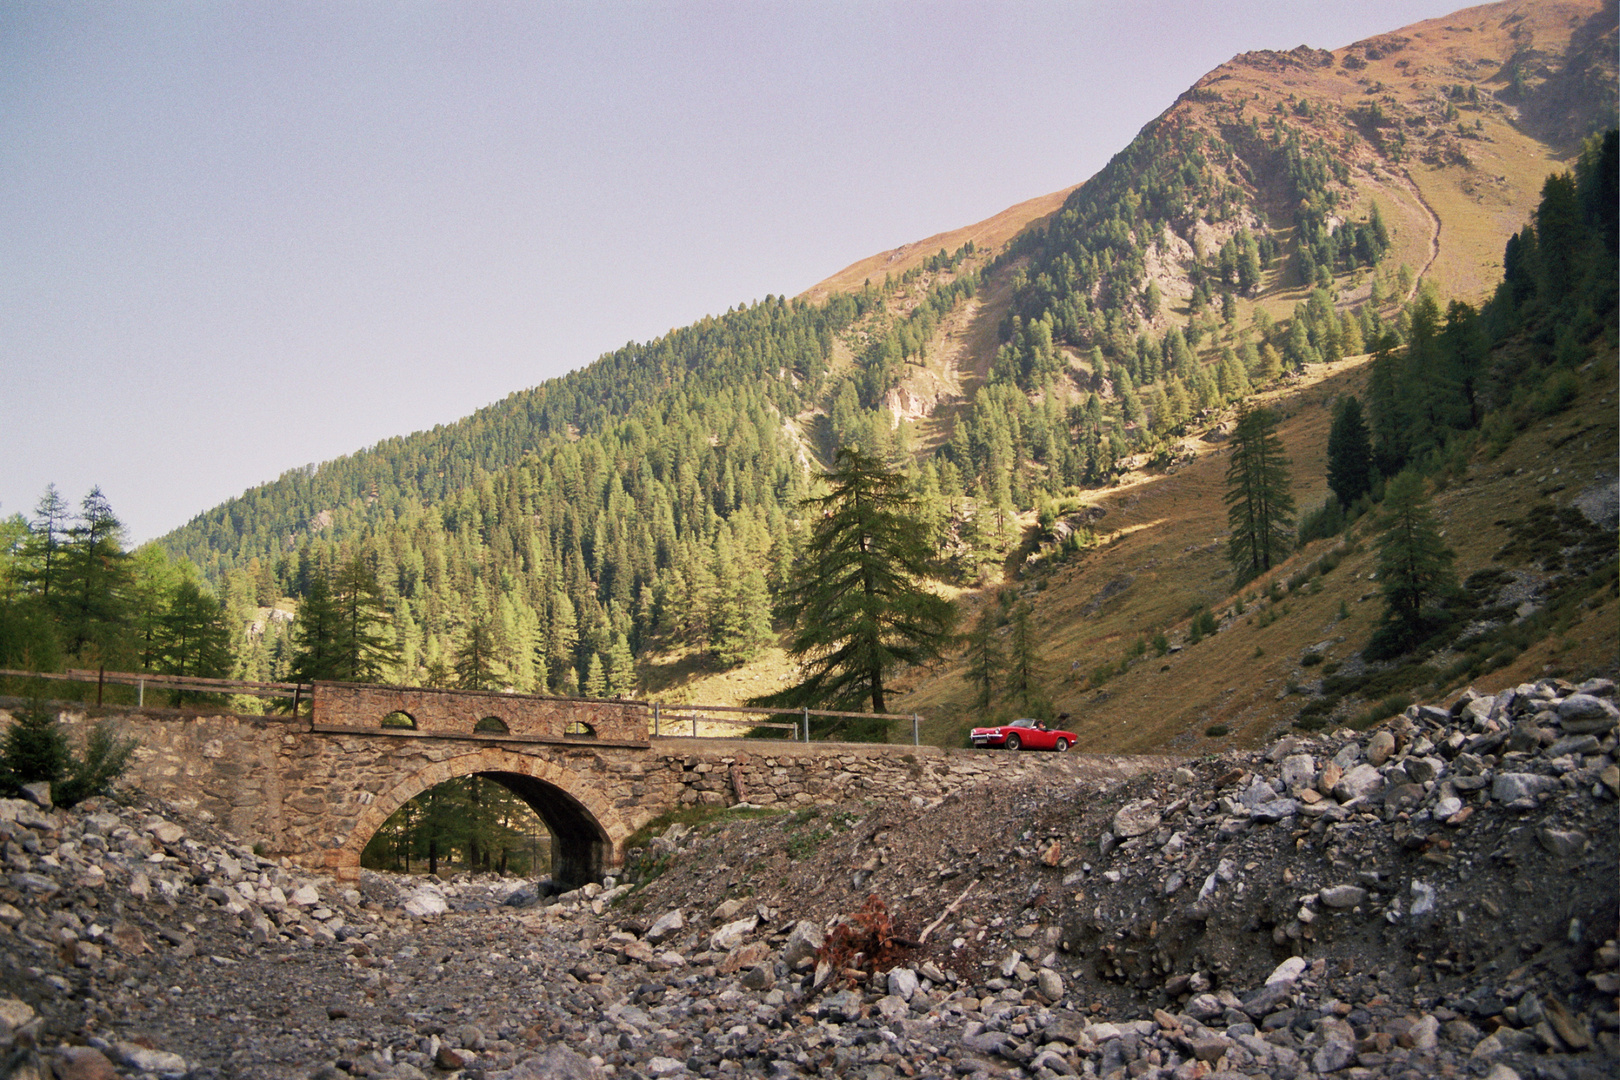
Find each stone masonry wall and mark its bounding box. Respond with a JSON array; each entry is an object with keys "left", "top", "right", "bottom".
[
  {"left": 0, "top": 703, "right": 1174, "bottom": 880},
  {"left": 311, "top": 683, "right": 647, "bottom": 743}
]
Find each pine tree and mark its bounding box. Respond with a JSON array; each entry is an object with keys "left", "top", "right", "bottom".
[
  {"left": 290, "top": 575, "right": 344, "bottom": 684},
  {"left": 332, "top": 554, "right": 397, "bottom": 682},
  {"left": 583, "top": 652, "right": 607, "bottom": 698},
  {"left": 1370, "top": 471, "right": 1457, "bottom": 652},
  {"left": 1004, "top": 602, "right": 1046, "bottom": 712},
  {"left": 1225, "top": 405, "right": 1295, "bottom": 582},
  {"left": 55, "top": 488, "right": 132, "bottom": 660},
  {"left": 1326, "top": 395, "right": 1374, "bottom": 508},
  {"left": 960, "top": 605, "right": 1005, "bottom": 711},
  {"left": 156, "top": 578, "right": 234, "bottom": 704},
  {"left": 753, "top": 447, "right": 956, "bottom": 731},
  {"left": 606, "top": 632, "right": 636, "bottom": 697},
  {"left": 17, "top": 486, "right": 70, "bottom": 607},
  {"left": 453, "top": 615, "right": 505, "bottom": 691}
]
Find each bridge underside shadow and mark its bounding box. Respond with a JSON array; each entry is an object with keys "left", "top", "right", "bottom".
[{"left": 330, "top": 749, "right": 632, "bottom": 887}]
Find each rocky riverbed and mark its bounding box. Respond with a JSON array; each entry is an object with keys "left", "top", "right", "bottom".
[{"left": 1, "top": 677, "right": 1616, "bottom": 1079}]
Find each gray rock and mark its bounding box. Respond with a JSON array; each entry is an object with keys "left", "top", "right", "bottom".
[
  {"left": 1404, "top": 756, "right": 1441, "bottom": 783},
  {"left": 1537, "top": 827, "right": 1587, "bottom": 857},
  {"left": 781, "top": 919, "right": 824, "bottom": 968},
  {"left": 1410, "top": 880, "right": 1437, "bottom": 917},
  {"left": 507, "top": 1046, "right": 604, "bottom": 1080},
  {"left": 1491, "top": 772, "right": 1560, "bottom": 803},
  {"left": 1556, "top": 694, "right": 1618, "bottom": 732},
  {"left": 887, "top": 966, "right": 919, "bottom": 1001},
  {"left": 1332, "top": 763, "right": 1384, "bottom": 801},
  {"left": 1186, "top": 993, "right": 1224, "bottom": 1021},
  {"left": 1545, "top": 734, "right": 1599, "bottom": 758},
  {"left": 115, "top": 1043, "right": 188, "bottom": 1076},
  {"left": 817, "top": 988, "right": 863, "bottom": 1022},
  {"left": 1111, "top": 799, "right": 1162, "bottom": 838},
  {"left": 1280, "top": 754, "right": 1316, "bottom": 792},
  {"left": 1240, "top": 980, "right": 1292, "bottom": 1019},
  {"left": 708, "top": 914, "right": 757, "bottom": 952},
  {"left": 402, "top": 886, "right": 448, "bottom": 917},
  {"left": 19, "top": 782, "right": 51, "bottom": 809},
  {"left": 1319, "top": 885, "right": 1367, "bottom": 909},
  {"left": 1251, "top": 799, "right": 1299, "bottom": 823},
  {"left": 1312, "top": 1038, "right": 1356, "bottom": 1073},
  {"left": 645, "top": 908, "right": 685, "bottom": 944},
  {"left": 1037, "top": 968, "right": 1064, "bottom": 1002}
]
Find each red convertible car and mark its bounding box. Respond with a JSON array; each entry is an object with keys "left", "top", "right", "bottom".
[{"left": 970, "top": 717, "right": 1077, "bottom": 751}]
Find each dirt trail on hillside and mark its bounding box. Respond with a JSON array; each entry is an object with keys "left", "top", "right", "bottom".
[{"left": 1395, "top": 168, "right": 1444, "bottom": 301}]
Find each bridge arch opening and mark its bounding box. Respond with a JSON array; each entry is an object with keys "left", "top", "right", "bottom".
[
  {"left": 338, "top": 749, "right": 630, "bottom": 888},
  {"left": 381, "top": 710, "right": 416, "bottom": 729},
  {"left": 474, "top": 716, "right": 509, "bottom": 733}
]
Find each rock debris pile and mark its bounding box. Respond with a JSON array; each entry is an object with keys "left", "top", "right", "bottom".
[{"left": 0, "top": 676, "right": 1615, "bottom": 1080}]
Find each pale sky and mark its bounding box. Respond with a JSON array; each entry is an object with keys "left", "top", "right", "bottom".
[{"left": 1, "top": 1, "right": 1467, "bottom": 544}]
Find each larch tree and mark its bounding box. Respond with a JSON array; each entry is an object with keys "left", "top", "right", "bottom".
[
  {"left": 753, "top": 447, "right": 956, "bottom": 736},
  {"left": 1371, "top": 471, "right": 1457, "bottom": 651},
  {"left": 156, "top": 578, "right": 234, "bottom": 705},
  {"left": 1225, "top": 405, "right": 1295, "bottom": 583},
  {"left": 960, "top": 605, "right": 1006, "bottom": 711},
  {"left": 1326, "top": 395, "right": 1374, "bottom": 508}
]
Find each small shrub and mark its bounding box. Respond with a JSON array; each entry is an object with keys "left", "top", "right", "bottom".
[
  {"left": 0, "top": 701, "right": 136, "bottom": 808},
  {"left": 1204, "top": 723, "right": 1230, "bottom": 738},
  {"left": 1152, "top": 632, "right": 1170, "bottom": 656},
  {"left": 1301, "top": 651, "right": 1324, "bottom": 666}
]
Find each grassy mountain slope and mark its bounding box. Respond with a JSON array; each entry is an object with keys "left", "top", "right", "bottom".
[{"left": 888, "top": 354, "right": 1617, "bottom": 750}]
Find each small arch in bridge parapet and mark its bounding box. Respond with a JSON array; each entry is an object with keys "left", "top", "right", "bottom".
[
  {"left": 563, "top": 721, "right": 596, "bottom": 739},
  {"left": 475, "top": 716, "right": 509, "bottom": 734},
  {"left": 381, "top": 711, "right": 417, "bottom": 730}
]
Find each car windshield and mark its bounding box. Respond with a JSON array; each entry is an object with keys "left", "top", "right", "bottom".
[{"left": 1010, "top": 718, "right": 1036, "bottom": 728}]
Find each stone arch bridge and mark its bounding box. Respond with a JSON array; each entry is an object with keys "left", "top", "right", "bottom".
[{"left": 12, "top": 683, "right": 1169, "bottom": 886}]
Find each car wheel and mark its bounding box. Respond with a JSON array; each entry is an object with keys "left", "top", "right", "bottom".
[
  {"left": 1004, "top": 733, "right": 1021, "bottom": 751},
  {"left": 1054, "top": 738, "right": 1069, "bottom": 752}
]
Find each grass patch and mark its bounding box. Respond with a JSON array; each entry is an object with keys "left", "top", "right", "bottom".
[{"left": 624, "top": 804, "right": 784, "bottom": 853}]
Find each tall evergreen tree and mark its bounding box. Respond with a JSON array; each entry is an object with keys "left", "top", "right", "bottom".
[
  {"left": 453, "top": 615, "right": 505, "bottom": 691},
  {"left": 1004, "top": 602, "right": 1047, "bottom": 713},
  {"left": 55, "top": 488, "right": 132, "bottom": 660},
  {"left": 17, "top": 486, "right": 70, "bottom": 607},
  {"left": 1370, "top": 471, "right": 1457, "bottom": 651},
  {"left": 1325, "top": 395, "right": 1374, "bottom": 508},
  {"left": 331, "top": 554, "right": 397, "bottom": 682},
  {"left": 155, "top": 578, "right": 234, "bottom": 704},
  {"left": 960, "top": 606, "right": 1005, "bottom": 711},
  {"left": 753, "top": 447, "right": 956, "bottom": 732},
  {"left": 290, "top": 575, "right": 344, "bottom": 684},
  {"left": 1224, "top": 405, "right": 1295, "bottom": 582}
]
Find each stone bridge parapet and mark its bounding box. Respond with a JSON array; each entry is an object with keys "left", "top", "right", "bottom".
[{"left": 311, "top": 681, "right": 648, "bottom": 744}]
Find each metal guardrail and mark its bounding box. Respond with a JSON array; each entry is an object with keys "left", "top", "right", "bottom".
[
  {"left": 649, "top": 701, "right": 922, "bottom": 745},
  {"left": 0, "top": 668, "right": 925, "bottom": 744}
]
